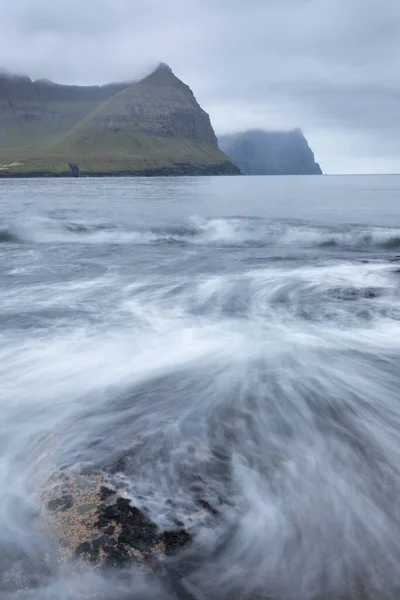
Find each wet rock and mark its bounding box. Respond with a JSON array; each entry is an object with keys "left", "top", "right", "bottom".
[
  {"left": 332, "top": 286, "right": 380, "bottom": 300},
  {"left": 29, "top": 436, "right": 223, "bottom": 599},
  {"left": 197, "top": 499, "right": 219, "bottom": 516},
  {"left": 160, "top": 531, "right": 193, "bottom": 556},
  {"left": 47, "top": 494, "right": 73, "bottom": 512},
  {"left": 363, "top": 289, "right": 379, "bottom": 299},
  {"left": 75, "top": 541, "right": 91, "bottom": 556},
  {"left": 99, "top": 486, "right": 116, "bottom": 501},
  {"left": 38, "top": 467, "right": 192, "bottom": 571}
]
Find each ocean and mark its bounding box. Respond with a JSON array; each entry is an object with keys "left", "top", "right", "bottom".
[{"left": 1, "top": 174, "right": 400, "bottom": 599}]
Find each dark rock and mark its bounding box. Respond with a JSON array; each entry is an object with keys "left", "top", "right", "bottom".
[
  {"left": 332, "top": 286, "right": 380, "bottom": 301},
  {"left": 40, "top": 468, "right": 191, "bottom": 570},
  {"left": 46, "top": 494, "right": 73, "bottom": 511},
  {"left": 107, "top": 449, "right": 136, "bottom": 474},
  {"left": 91, "top": 490, "right": 193, "bottom": 564},
  {"left": 102, "top": 544, "right": 130, "bottom": 568},
  {"left": 174, "top": 519, "right": 185, "bottom": 528},
  {"left": 75, "top": 541, "right": 91, "bottom": 556},
  {"left": 103, "top": 525, "right": 116, "bottom": 535},
  {"left": 197, "top": 499, "right": 219, "bottom": 516},
  {"left": 160, "top": 530, "right": 192, "bottom": 556},
  {"left": 99, "top": 485, "right": 116, "bottom": 501}
]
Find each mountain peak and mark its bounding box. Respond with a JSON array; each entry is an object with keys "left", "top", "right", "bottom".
[
  {"left": 140, "top": 62, "right": 184, "bottom": 89},
  {"left": 155, "top": 62, "right": 173, "bottom": 73},
  {"left": 0, "top": 64, "right": 239, "bottom": 177}
]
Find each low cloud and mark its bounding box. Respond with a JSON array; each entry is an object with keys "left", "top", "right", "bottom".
[{"left": 1, "top": 0, "right": 399, "bottom": 173}]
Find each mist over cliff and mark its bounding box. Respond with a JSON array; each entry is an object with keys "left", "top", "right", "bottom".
[
  {"left": 219, "top": 129, "right": 322, "bottom": 175},
  {"left": 0, "top": 64, "right": 238, "bottom": 177}
]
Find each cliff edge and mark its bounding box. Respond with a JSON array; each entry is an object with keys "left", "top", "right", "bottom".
[
  {"left": 218, "top": 129, "right": 322, "bottom": 175},
  {"left": 0, "top": 64, "right": 239, "bottom": 177}
]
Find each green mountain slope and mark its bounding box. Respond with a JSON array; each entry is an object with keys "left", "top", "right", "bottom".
[
  {"left": 0, "top": 73, "right": 130, "bottom": 147},
  {"left": 219, "top": 129, "right": 322, "bottom": 175},
  {"left": 0, "top": 65, "right": 239, "bottom": 177}
]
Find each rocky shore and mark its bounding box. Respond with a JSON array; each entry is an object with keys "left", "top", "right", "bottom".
[{"left": 0, "top": 162, "right": 239, "bottom": 178}]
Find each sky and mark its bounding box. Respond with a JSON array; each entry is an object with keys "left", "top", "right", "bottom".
[{"left": 0, "top": 0, "right": 399, "bottom": 174}]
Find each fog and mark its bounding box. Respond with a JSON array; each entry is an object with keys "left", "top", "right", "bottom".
[{"left": 0, "top": 0, "right": 399, "bottom": 173}]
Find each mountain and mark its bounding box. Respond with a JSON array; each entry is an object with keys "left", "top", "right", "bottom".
[
  {"left": 0, "top": 73, "right": 130, "bottom": 147},
  {"left": 218, "top": 129, "right": 322, "bottom": 175},
  {"left": 0, "top": 64, "right": 239, "bottom": 177}
]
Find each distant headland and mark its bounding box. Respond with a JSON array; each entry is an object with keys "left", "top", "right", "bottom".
[{"left": 0, "top": 64, "right": 321, "bottom": 178}]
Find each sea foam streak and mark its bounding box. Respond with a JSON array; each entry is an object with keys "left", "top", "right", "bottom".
[
  {"left": 2, "top": 177, "right": 400, "bottom": 599},
  {"left": 2, "top": 260, "right": 400, "bottom": 598},
  {"left": 2, "top": 214, "right": 400, "bottom": 250}
]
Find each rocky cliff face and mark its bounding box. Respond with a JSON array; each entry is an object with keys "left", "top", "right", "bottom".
[
  {"left": 219, "top": 129, "right": 322, "bottom": 175},
  {"left": 0, "top": 73, "right": 129, "bottom": 147},
  {"left": 0, "top": 65, "right": 238, "bottom": 177},
  {"left": 79, "top": 64, "right": 218, "bottom": 144}
]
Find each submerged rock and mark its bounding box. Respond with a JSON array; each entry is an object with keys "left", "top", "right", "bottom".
[
  {"left": 27, "top": 435, "right": 223, "bottom": 598},
  {"left": 38, "top": 469, "right": 192, "bottom": 570}
]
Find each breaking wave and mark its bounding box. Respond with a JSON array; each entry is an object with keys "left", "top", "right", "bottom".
[
  {"left": 3, "top": 176, "right": 400, "bottom": 599},
  {"left": 2, "top": 215, "right": 400, "bottom": 250}
]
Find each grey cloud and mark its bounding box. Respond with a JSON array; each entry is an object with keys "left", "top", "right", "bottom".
[{"left": 0, "top": 0, "right": 399, "bottom": 173}]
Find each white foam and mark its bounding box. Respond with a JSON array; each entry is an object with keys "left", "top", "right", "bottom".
[
  {"left": 2, "top": 217, "right": 400, "bottom": 597},
  {"left": 4, "top": 213, "right": 400, "bottom": 249}
]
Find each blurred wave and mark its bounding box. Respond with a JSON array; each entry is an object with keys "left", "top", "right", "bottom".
[
  {"left": 2, "top": 214, "right": 400, "bottom": 250},
  {"left": 2, "top": 178, "right": 400, "bottom": 598}
]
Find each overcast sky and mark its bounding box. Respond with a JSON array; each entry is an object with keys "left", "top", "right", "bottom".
[{"left": 1, "top": 0, "right": 399, "bottom": 173}]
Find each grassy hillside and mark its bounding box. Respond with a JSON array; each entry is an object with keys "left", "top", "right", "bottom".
[
  {"left": 0, "top": 66, "right": 238, "bottom": 177},
  {"left": 0, "top": 75, "right": 130, "bottom": 147},
  {"left": 0, "top": 132, "right": 238, "bottom": 176}
]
